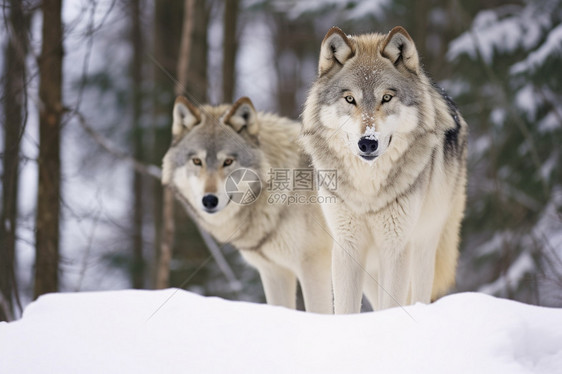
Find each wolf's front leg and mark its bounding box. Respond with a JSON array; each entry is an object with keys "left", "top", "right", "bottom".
[
  {"left": 379, "top": 244, "right": 411, "bottom": 310},
  {"left": 258, "top": 264, "right": 297, "bottom": 309},
  {"left": 240, "top": 250, "right": 298, "bottom": 309},
  {"left": 298, "top": 249, "right": 333, "bottom": 314},
  {"left": 332, "top": 241, "right": 367, "bottom": 314},
  {"left": 321, "top": 202, "right": 367, "bottom": 314},
  {"left": 409, "top": 234, "right": 439, "bottom": 304},
  {"left": 376, "top": 194, "right": 423, "bottom": 309}
]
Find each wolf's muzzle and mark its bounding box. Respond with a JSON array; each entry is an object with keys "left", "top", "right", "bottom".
[
  {"left": 202, "top": 194, "right": 219, "bottom": 212},
  {"left": 358, "top": 137, "right": 378, "bottom": 160}
]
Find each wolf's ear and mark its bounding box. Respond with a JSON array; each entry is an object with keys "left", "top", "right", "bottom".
[
  {"left": 381, "top": 26, "right": 419, "bottom": 74},
  {"left": 224, "top": 97, "right": 259, "bottom": 135},
  {"left": 172, "top": 96, "right": 201, "bottom": 137},
  {"left": 318, "top": 27, "right": 355, "bottom": 76}
]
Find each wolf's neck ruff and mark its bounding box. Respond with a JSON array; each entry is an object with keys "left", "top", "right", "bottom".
[{"left": 302, "top": 118, "right": 438, "bottom": 213}]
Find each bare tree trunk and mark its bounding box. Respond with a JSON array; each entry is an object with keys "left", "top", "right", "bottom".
[
  {"left": 34, "top": 0, "right": 63, "bottom": 299},
  {"left": 151, "top": 0, "right": 184, "bottom": 289},
  {"left": 176, "top": 0, "right": 195, "bottom": 96},
  {"left": 156, "top": 187, "right": 176, "bottom": 289},
  {"left": 156, "top": 0, "right": 195, "bottom": 289},
  {"left": 413, "top": 0, "right": 429, "bottom": 62},
  {"left": 0, "top": 0, "right": 29, "bottom": 320},
  {"left": 273, "top": 16, "right": 313, "bottom": 118},
  {"left": 130, "top": 0, "right": 145, "bottom": 289},
  {"left": 186, "top": 0, "right": 210, "bottom": 102},
  {"left": 222, "top": 0, "right": 239, "bottom": 103}
]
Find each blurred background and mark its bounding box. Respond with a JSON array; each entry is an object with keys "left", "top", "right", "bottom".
[{"left": 1, "top": 0, "right": 561, "bottom": 321}]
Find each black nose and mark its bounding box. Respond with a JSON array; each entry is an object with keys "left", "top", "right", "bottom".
[
  {"left": 202, "top": 194, "right": 219, "bottom": 209},
  {"left": 358, "top": 137, "right": 378, "bottom": 153}
]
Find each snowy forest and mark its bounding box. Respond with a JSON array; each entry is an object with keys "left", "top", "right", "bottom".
[{"left": 1, "top": 0, "right": 562, "bottom": 322}]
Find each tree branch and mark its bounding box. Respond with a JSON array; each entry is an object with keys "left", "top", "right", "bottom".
[
  {"left": 73, "top": 110, "right": 162, "bottom": 180},
  {"left": 469, "top": 29, "right": 550, "bottom": 199}
]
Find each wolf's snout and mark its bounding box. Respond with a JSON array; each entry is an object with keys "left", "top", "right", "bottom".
[
  {"left": 358, "top": 137, "right": 378, "bottom": 153},
  {"left": 202, "top": 194, "right": 219, "bottom": 210}
]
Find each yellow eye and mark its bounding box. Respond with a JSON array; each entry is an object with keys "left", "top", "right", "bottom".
[
  {"left": 223, "top": 158, "right": 233, "bottom": 167},
  {"left": 345, "top": 95, "right": 356, "bottom": 105},
  {"left": 382, "top": 94, "right": 393, "bottom": 103},
  {"left": 192, "top": 158, "right": 202, "bottom": 166}
]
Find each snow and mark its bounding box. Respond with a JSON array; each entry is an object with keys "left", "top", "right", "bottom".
[
  {"left": 285, "top": 0, "right": 352, "bottom": 19},
  {"left": 515, "top": 84, "right": 538, "bottom": 120},
  {"left": 511, "top": 23, "right": 562, "bottom": 75},
  {"left": 539, "top": 112, "right": 561, "bottom": 134},
  {"left": 1, "top": 290, "right": 561, "bottom": 374},
  {"left": 447, "top": 5, "right": 550, "bottom": 64},
  {"left": 274, "top": 0, "right": 388, "bottom": 20},
  {"left": 344, "top": 0, "right": 388, "bottom": 21},
  {"left": 471, "top": 135, "right": 491, "bottom": 158},
  {"left": 540, "top": 152, "right": 558, "bottom": 181},
  {"left": 474, "top": 232, "right": 511, "bottom": 258},
  {"left": 490, "top": 108, "right": 506, "bottom": 126},
  {"left": 363, "top": 125, "right": 380, "bottom": 140},
  {"left": 479, "top": 252, "right": 535, "bottom": 296}
]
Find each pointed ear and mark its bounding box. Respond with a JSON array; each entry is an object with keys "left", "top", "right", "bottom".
[
  {"left": 381, "top": 26, "right": 419, "bottom": 74},
  {"left": 224, "top": 97, "right": 259, "bottom": 135},
  {"left": 172, "top": 96, "right": 200, "bottom": 137},
  {"left": 318, "top": 27, "right": 355, "bottom": 76}
]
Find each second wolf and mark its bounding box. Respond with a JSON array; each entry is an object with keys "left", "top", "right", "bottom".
[
  {"left": 162, "top": 96, "right": 333, "bottom": 313},
  {"left": 301, "top": 26, "right": 468, "bottom": 313}
]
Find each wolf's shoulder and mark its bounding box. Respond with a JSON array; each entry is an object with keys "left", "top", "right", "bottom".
[
  {"left": 428, "top": 82, "right": 468, "bottom": 160},
  {"left": 257, "top": 111, "right": 301, "bottom": 137},
  {"left": 256, "top": 111, "right": 303, "bottom": 167}
]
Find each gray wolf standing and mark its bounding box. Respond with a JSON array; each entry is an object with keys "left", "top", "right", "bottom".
[
  {"left": 301, "top": 26, "right": 467, "bottom": 313},
  {"left": 162, "top": 96, "right": 333, "bottom": 313}
]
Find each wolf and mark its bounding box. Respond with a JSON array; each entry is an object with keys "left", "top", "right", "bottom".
[
  {"left": 162, "top": 96, "right": 333, "bottom": 313},
  {"left": 301, "top": 26, "right": 467, "bottom": 314}
]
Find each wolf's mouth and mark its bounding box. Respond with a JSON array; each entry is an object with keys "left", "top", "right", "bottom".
[
  {"left": 203, "top": 197, "right": 231, "bottom": 214},
  {"left": 360, "top": 154, "right": 377, "bottom": 161}
]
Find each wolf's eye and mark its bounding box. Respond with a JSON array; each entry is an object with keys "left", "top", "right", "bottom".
[
  {"left": 192, "top": 158, "right": 202, "bottom": 166},
  {"left": 345, "top": 95, "right": 356, "bottom": 105},
  {"left": 223, "top": 158, "right": 233, "bottom": 167},
  {"left": 382, "top": 94, "right": 393, "bottom": 103}
]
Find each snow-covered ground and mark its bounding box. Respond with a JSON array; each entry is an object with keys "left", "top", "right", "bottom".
[{"left": 1, "top": 290, "right": 561, "bottom": 373}]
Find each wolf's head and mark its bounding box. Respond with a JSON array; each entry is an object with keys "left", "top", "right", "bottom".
[
  {"left": 307, "top": 26, "right": 427, "bottom": 162},
  {"left": 162, "top": 96, "right": 262, "bottom": 215}
]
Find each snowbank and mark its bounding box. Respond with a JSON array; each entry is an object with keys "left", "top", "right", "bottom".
[{"left": 1, "top": 290, "right": 561, "bottom": 373}]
